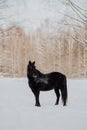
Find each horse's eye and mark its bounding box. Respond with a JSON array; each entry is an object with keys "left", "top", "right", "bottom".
[
  {"left": 32, "top": 74, "right": 37, "bottom": 78},
  {"left": 33, "top": 74, "right": 35, "bottom": 76}
]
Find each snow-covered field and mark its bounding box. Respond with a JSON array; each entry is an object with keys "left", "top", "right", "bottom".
[{"left": 0, "top": 78, "right": 87, "bottom": 130}]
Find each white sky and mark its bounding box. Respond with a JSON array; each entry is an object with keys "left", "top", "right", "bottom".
[{"left": 0, "top": 0, "right": 87, "bottom": 33}]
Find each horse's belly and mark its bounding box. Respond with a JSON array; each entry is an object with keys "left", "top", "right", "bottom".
[
  {"left": 39, "top": 85, "right": 53, "bottom": 91},
  {"left": 41, "top": 88, "right": 53, "bottom": 91}
]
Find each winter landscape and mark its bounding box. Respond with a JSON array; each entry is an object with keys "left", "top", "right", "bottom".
[
  {"left": 0, "top": 0, "right": 87, "bottom": 130},
  {"left": 0, "top": 78, "right": 87, "bottom": 130}
]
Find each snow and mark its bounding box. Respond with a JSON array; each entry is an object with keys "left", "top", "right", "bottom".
[
  {"left": 0, "top": 78, "right": 87, "bottom": 130},
  {"left": 1, "top": 0, "right": 87, "bottom": 33}
]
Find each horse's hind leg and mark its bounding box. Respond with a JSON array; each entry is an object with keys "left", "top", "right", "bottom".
[{"left": 54, "top": 89, "right": 60, "bottom": 105}]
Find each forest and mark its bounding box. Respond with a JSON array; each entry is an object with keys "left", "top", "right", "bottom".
[
  {"left": 0, "top": 0, "right": 87, "bottom": 78},
  {"left": 0, "top": 25, "right": 87, "bottom": 78}
]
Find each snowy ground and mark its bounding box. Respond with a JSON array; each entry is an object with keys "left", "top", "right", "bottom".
[{"left": 0, "top": 78, "right": 87, "bottom": 130}]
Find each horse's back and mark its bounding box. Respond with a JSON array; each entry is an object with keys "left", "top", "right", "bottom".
[{"left": 47, "top": 72, "right": 66, "bottom": 80}]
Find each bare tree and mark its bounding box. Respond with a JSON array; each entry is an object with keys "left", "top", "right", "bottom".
[
  {"left": 63, "top": 0, "right": 87, "bottom": 46},
  {"left": 64, "top": 0, "right": 87, "bottom": 78}
]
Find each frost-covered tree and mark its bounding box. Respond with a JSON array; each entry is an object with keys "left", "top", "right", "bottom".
[
  {"left": 62, "top": 0, "right": 87, "bottom": 46},
  {"left": 61, "top": 0, "right": 87, "bottom": 78}
]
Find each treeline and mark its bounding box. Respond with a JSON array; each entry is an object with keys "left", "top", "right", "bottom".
[{"left": 0, "top": 25, "right": 87, "bottom": 78}]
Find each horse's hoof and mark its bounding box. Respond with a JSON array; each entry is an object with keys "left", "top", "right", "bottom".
[
  {"left": 63, "top": 104, "right": 67, "bottom": 106},
  {"left": 35, "top": 104, "right": 41, "bottom": 107},
  {"left": 55, "top": 102, "right": 59, "bottom": 105}
]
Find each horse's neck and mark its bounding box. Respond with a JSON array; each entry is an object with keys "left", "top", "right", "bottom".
[{"left": 36, "top": 69, "right": 44, "bottom": 77}]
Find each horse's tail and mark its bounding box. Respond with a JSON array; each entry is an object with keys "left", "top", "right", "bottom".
[{"left": 61, "top": 75, "right": 68, "bottom": 106}]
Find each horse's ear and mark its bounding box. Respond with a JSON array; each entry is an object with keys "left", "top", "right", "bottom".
[
  {"left": 29, "top": 60, "right": 31, "bottom": 64},
  {"left": 33, "top": 61, "right": 35, "bottom": 65}
]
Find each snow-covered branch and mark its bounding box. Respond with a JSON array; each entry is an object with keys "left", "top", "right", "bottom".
[{"left": 67, "top": 0, "right": 87, "bottom": 25}]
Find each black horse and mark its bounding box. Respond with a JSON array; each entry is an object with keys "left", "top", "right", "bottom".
[{"left": 27, "top": 61, "right": 68, "bottom": 107}]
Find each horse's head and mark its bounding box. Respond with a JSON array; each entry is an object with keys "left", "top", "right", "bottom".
[{"left": 27, "top": 61, "right": 37, "bottom": 78}]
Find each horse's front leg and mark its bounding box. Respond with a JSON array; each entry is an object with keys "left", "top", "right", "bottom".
[{"left": 32, "top": 89, "right": 41, "bottom": 107}]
